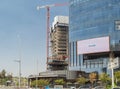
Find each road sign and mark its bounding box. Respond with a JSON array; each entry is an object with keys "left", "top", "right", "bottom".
[{"left": 108, "top": 57, "right": 119, "bottom": 69}]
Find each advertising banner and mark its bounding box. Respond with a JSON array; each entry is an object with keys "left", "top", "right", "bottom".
[{"left": 77, "top": 36, "right": 110, "bottom": 54}]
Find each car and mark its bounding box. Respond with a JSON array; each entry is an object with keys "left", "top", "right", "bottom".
[
  {"left": 112, "top": 88, "right": 120, "bottom": 89},
  {"left": 93, "top": 86, "right": 105, "bottom": 89},
  {"left": 79, "top": 85, "right": 91, "bottom": 89},
  {"left": 70, "top": 86, "right": 76, "bottom": 89}
]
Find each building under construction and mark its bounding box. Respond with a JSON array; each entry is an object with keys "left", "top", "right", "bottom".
[
  {"left": 48, "top": 16, "right": 69, "bottom": 71},
  {"left": 28, "top": 16, "right": 80, "bottom": 87}
]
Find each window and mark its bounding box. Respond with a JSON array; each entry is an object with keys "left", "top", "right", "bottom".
[{"left": 115, "top": 20, "right": 120, "bottom": 30}]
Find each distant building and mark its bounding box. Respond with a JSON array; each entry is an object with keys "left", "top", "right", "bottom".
[
  {"left": 69, "top": 0, "right": 120, "bottom": 74},
  {"left": 48, "top": 16, "right": 69, "bottom": 71}
]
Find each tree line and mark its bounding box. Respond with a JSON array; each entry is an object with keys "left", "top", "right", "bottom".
[
  {"left": 0, "top": 69, "right": 12, "bottom": 85},
  {"left": 30, "top": 71, "right": 120, "bottom": 89}
]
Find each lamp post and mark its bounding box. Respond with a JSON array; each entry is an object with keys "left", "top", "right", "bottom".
[
  {"left": 14, "top": 59, "right": 21, "bottom": 88},
  {"left": 36, "top": 60, "right": 38, "bottom": 89}
]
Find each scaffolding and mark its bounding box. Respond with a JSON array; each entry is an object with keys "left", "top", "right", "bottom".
[{"left": 48, "top": 16, "right": 69, "bottom": 70}]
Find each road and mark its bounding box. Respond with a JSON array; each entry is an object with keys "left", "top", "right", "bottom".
[{"left": 0, "top": 87, "right": 28, "bottom": 89}]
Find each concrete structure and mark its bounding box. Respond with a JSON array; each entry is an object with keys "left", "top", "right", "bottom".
[
  {"left": 39, "top": 70, "right": 77, "bottom": 80},
  {"left": 48, "top": 16, "right": 69, "bottom": 70},
  {"left": 28, "top": 70, "right": 77, "bottom": 87},
  {"left": 50, "top": 16, "right": 69, "bottom": 59},
  {"left": 28, "top": 16, "right": 78, "bottom": 87},
  {"left": 69, "top": 0, "right": 120, "bottom": 74}
]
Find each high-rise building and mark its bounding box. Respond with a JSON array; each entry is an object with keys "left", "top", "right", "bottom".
[
  {"left": 69, "top": 0, "right": 120, "bottom": 74},
  {"left": 48, "top": 16, "right": 69, "bottom": 70},
  {"left": 28, "top": 16, "right": 78, "bottom": 85},
  {"left": 51, "top": 16, "right": 69, "bottom": 59}
]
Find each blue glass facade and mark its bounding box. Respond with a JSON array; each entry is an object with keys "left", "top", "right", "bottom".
[{"left": 69, "top": 0, "right": 120, "bottom": 73}]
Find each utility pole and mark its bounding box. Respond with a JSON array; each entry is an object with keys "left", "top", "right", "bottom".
[
  {"left": 14, "top": 35, "right": 22, "bottom": 89},
  {"left": 36, "top": 60, "right": 38, "bottom": 89},
  {"left": 14, "top": 59, "right": 21, "bottom": 88}
]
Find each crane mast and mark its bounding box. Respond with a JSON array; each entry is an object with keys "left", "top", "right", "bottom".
[{"left": 37, "top": 2, "right": 68, "bottom": 69}]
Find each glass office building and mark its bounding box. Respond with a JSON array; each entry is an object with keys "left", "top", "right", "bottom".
[{"left": 69, "top": 0, "right": 120, "bottom": 73}]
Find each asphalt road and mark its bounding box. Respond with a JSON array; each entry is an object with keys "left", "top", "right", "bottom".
[{"left": 0, "top": 87, "right": 28, "bottom": 89}]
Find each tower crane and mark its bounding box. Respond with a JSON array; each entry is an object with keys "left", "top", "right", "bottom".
[{"left": 37, "top": 2, "right": 68, "bottom": 66}]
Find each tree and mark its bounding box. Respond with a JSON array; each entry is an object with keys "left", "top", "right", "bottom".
[
  {"left": 1, "top": 69, "right": 6, "bottom": 78},
  {"left": 54, "top": 79, "right": 65, "bottom": 85},
  {"left": 0, "top": 69, "right": 13, "bottom": 85},
  {"left": 31, "top": 79, "right": 49, "bottom": 88},
  {"left": 99, "top": 73, "right": 111, "bottom": 86},
  {"left": 38, "top": 79, "right": 49, "bottom": 87},
  {"left": 0, "top": 69, "right": 6, "bottom": 85},
  {"left": 115, "top": 71, "right": 120, "bottom": 85},
  {"left": 89, "top": 72, "right": 98, "bottom": 86},
  {"left": 76, "top": 77, "right": 86, "bottom": 86},
  {"left": 31, "top": 80, "right": 36, "bottom": 87}
]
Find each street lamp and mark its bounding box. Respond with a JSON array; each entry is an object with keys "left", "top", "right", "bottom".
[
  {"left": 36, "top": 60, "right": 38, "bottom": 89},
  {"left": 14, "top": 59, "right": 21, "bottom": 88}
]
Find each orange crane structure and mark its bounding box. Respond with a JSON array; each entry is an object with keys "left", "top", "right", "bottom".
[{"left": 37, "top": 2, "right": 68, "bottom": 67}]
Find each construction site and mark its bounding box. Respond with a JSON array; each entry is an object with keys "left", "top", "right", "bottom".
[
  {"left": 28, "top": 2, "right": 82, "bottom": 87},
  {"left": 28, "top": 15, "right": 79, "bottom": 87}
]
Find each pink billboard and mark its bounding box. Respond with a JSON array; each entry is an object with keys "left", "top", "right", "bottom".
[{"left": 77, "top": 36, "right": 110, "bottom": 54}]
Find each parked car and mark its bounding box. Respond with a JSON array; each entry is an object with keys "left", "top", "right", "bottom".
[
  {"left": 93, "top": 86, "right": 105, "bottom": 89},
  {"left": 70, "top": 86, "right": 76, "bottom": 89},
  {"left": 79, "top": 85, "right": 91, "bottom": 89},
  {"left": 112, "top": 88, "right": 120, "bottom": 89}
]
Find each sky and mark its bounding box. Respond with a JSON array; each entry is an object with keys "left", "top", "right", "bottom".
[{"left": 0, "top": 0, "right": 69, "bottom": 77}]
